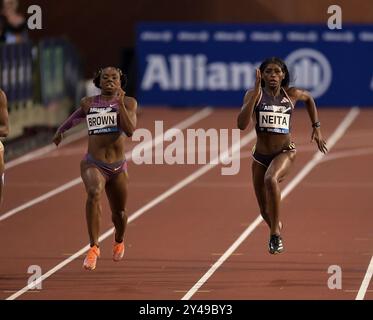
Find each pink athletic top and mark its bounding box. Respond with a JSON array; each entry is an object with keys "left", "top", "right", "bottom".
[{"left": 56, "top": 95, "right": 123, "bottom": 136}]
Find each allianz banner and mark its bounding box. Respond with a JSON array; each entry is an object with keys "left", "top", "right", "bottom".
[{"left": 137, "top": 23, "right": 373, "bottom": 107}]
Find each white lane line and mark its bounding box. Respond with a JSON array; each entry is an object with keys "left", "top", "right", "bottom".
[
  {"left": 321, "top": 147, "right": 373, "bottom": 162},
  {"left": 181, "top": 106, "right": 360, "bottom": 300},
  {"left": 0, "top": 107, "right": 213, "bottom": 222},
  {"left": 356, "top": 256, "right": 373, "bottom": 300},
  {"left": 6, "top": 130, "right": 256, "bottom": 300},
  {"left": 5, "top": 127, "right": 87, "bottom": 170},
  {"left": 0, "top": 178, "right": 83, "bottom": 222}
]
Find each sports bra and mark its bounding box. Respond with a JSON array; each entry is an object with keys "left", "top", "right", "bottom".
[{"left": 254, "top": 87, "right": 294, "bottom": 134}]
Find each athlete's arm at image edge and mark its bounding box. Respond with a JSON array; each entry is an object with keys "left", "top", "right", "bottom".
[{"left": 0, "top": 90, "right": 9, "bottom": 137}]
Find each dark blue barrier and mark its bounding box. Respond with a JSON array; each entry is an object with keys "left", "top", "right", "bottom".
[
  {"left": 63, "top": 40, "right": 82, "bottom": 104},
  {"left": 0, "top": 44, "right": 11, "bottom": 103},
  {"left": 24, "top": 42, "right": 33, "bottom": 101},
  {"left": 0, "top": 42, "right": 33, "bottom": 110},
  {"left": 0, "top": 39, "right": 81, "bottom": 111},
  {"left": 39, "top": 39, "right": 62, "bottom": 105},
  {"left": 8, "top": 45, "right": 16, "bottom": 105},
  {"left": 137, "top": 23, "right": 373, "bottom": 107},
  {"left": 39, "top": 38, "right": 82, "bottom": 106}
]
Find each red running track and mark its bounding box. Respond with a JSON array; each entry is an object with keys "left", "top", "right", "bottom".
[{"left": 0, "top": 106, "right": 372, "bottom": 300}]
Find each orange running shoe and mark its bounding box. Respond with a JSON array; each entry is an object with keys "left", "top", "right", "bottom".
[
  {"left": 83, "top": 245, "right": 100, "bottom": 270},
  {"left": 113, "top": 241, "right": 125, "bottom": 262}
]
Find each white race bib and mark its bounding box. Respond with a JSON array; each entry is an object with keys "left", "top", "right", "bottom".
[
  {"left": 87, "top": 112, "right": 118, "bottom": 131},
  {"left": 259, "top": 111, "right": 290, "bottom": 130}
]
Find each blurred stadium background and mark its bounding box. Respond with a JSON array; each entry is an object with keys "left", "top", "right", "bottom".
[{"left": 2, "top": 0, "right": 373, "bottom": 160}]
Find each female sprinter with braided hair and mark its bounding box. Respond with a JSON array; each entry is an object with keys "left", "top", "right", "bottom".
[
  {"left": 53, "top": 67, "right": 137, "bottom": 270},
  {"left": 237, "top": 57, "right": 327, "bottom": 254}
]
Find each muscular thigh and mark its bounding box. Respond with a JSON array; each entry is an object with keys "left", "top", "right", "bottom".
[
  {"left": 252, "top": 160, "right": 266, "bottom": 189},
  {"left": 252, "top": 160, "right": 267, "bottom": 206},
  {"left": 266, "top": 151, "right": 296, "bottom": 182},
  {"left": 80, "top": 160, "right": 106, "bottom": 191},
  {"left": 105, "top": 172, "right": 128, "bottom": 212}
]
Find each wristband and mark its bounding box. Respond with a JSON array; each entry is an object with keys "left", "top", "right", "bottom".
[{"left": 312, "top": 121, "right": 321, "bottom": 128}]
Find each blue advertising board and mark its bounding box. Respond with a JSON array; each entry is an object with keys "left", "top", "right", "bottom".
[{"left": 137, "top": 23, "right": 373, "bottom": 107}]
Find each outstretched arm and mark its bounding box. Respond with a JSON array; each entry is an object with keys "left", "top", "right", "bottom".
[
  {"left": 291, "top": 88, "right": 328, "bottom": 154},
  {"left": 237, "top": 69, "right": 261, "bottom": 130},
  {"left": 56, "top": 107, "right": 86, "bottom": 134},
  {"left": 53, "top": 98, "right": 88, "bottom": 146}
]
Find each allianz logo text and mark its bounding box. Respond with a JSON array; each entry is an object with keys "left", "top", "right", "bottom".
[
  {"left": 141, "top": 54, "right": 259, "bottom": 91},
  {"left": 141, "top": 49, "right": 332, "bottom": 99},
  {"left": 286, "top": 48, "right": 332, "bottom": 98}
]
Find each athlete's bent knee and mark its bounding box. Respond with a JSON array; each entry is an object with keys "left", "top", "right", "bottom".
[
  {"left": 264, "top": 175, "right": 278, "bottom": 190},
  {"left": 112, "top": 210, "right": 126, "bottom": 218},
  {"left": 87, "top": 186, "right": 103, "bottom": 201}
]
